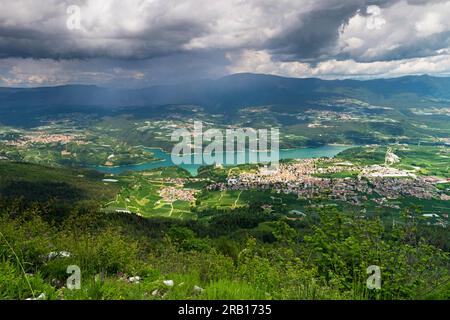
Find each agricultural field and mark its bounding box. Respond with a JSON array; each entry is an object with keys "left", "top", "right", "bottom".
[
  {"left": 104, "top": 167, "right": 196, "bottom": 219},
  {"left": 0, "top": 121, "right": 158, "bottom": 167}
]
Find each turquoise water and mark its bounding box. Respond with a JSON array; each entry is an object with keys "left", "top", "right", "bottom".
[{"left": 94, "top": 145, "right": 352, "bottom": 176}]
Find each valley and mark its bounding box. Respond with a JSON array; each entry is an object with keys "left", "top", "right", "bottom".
[{"left": 0, "top": 74, "right": 448, "bottom": 301}]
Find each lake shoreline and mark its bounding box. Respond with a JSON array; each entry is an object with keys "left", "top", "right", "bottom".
[{"left": 94, "top": 145, "right": 355, "bottom": 176}]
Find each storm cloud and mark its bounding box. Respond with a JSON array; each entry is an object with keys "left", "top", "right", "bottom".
[{"left": 1, "top": 0, "right": 450, "bottom": 86}]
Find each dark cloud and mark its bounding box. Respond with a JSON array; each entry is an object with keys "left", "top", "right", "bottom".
[
  {"left": 0, "top": 0, "right": 399, "bottom": 61},
  {"left": 0, "top": 0, "right": 212, "bottom": 60},
  {"left": 0, "top": 50, "right": 230, "bottom": 88},
  {"left": 268, "top": 2, "right": 363, "bottom": 61},
  {"left": 267, "top": 0, "right": 450, "bottom": 62}
]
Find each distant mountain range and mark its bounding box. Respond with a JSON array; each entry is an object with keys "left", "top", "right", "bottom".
[{"left": 1, "top": 73, "right": 450, "bottom": 126}]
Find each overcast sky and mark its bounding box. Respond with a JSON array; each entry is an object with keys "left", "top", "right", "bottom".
[{"left": 1, "top": 0, "right": 450, "bottom": 87}]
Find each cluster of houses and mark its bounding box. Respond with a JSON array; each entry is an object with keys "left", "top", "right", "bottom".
[
  {"left": 208, "top": 159, "right": 445, "bottom": 205},
  {"left": 368, "top": 177, "right": 437, "bottom": 200},
  {"left": 4, "top": 132, "right": 84, "bottom": 147},
  {"left": 360, "top": 165, "right": 414, "bottom": 178},
  {"left": 159, "top": 186, "right": 197, "bottom": 203}
]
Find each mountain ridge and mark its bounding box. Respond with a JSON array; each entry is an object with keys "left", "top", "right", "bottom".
[{"left": 1, "top": 73, "right": 449, "bottom": 126}]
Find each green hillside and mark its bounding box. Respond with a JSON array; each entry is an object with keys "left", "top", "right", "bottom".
[{"left": 0, "top": 161, "right": 119, "bottom": 204}]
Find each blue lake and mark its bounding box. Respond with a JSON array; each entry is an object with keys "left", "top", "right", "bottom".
[{"left": 94, "top": 145, "right": 353, "bottom": 176}]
